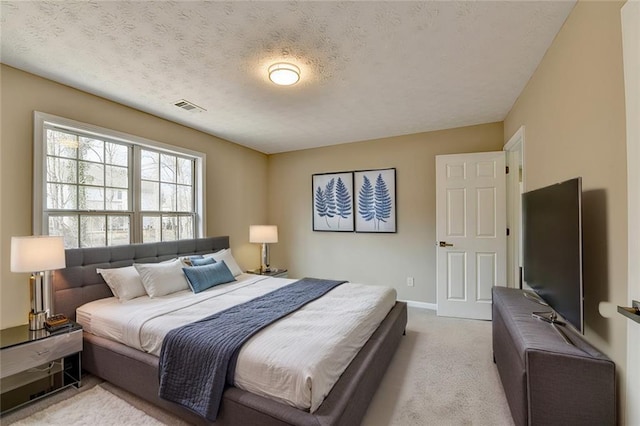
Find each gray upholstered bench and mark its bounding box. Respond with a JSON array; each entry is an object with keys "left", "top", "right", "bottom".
[{"left": 492, "top": 287, "right": 615, "bottom": 426}]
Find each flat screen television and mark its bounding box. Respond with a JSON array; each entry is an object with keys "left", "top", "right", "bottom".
[{"left": 522, "top": 177, "right": 584, "bottom": 334}]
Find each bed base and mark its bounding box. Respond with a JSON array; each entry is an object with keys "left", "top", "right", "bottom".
[{"left": 82, "top": 301, "right": 407, "bottom": 425}]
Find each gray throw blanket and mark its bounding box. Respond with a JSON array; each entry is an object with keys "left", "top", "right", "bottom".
[{"left": 158, "top": 277, "right": 347, "bottom": 421}]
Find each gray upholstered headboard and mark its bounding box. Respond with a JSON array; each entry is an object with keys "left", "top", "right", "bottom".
[{"left": 51, "top": 236, "right": 230, "bottom": 320}]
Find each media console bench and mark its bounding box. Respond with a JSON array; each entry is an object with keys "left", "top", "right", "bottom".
[{"left": 492, "top": 287, "right": 616, "bottom": 426}]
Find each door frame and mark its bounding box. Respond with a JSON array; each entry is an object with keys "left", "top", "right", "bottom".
[
  {"left": 621, "top": 2, "right": 639, "bottom": 424},
  {"left": 504, "top": 126, "right": 526, "bottom": 289}
]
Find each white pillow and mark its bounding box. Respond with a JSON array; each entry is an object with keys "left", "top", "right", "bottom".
[
  {"left": 97, "top": 265, "right": 147, "bottom": 302},
  {"left": 134, "top": 258, "right": 190, "bottom": 297},
  {"left": 203, "top": 249, "right": 243, "bottom": 277}
]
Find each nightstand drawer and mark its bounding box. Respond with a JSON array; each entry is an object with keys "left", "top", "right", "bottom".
[{"left": 0, "top": 329, "right": 82, "bottom": 379}]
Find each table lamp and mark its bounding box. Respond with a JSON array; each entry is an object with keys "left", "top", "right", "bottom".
[
  {"left": 10, "top": 236, "right": 66, "bottom": 330},
  {"left": 249, "top": 225, "right": 278, "bottom": 273}
]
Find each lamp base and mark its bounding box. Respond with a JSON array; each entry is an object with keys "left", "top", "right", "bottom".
[
  {"left": 29, "top": 310, "right": 47, "bottom": 331},
  {"left": 260, "top": 243, "right": 271, "bottom": 274}
]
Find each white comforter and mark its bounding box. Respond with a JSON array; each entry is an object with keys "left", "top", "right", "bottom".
[{"left": 77, "top": 274, "right": 396, "bottom": 412}]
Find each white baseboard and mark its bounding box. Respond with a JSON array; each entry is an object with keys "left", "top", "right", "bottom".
[{"left": 402, "top": 300, "right": 437, "bottom": 311}]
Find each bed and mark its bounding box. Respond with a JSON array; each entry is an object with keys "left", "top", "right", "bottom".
[{"left": 51, "top": 237, "right": 407, "bottom": 425}]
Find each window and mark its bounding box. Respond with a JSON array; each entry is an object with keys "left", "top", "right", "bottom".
[
  {"left": 34, "top": 112, "right": 205, "bottom": 248},
  {"left": 139, "top": 149, "right": 195, "bottom": 243}
]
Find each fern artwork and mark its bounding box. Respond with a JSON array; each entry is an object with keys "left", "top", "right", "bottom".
[
  {"left": 355, "top": 168, "right": 396, "bottom": 232},
  {"left": 312, "top": 172, "right": 354, "bottom": 231}
]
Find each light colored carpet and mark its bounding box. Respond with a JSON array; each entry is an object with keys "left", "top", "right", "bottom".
[
  {"left": 2, "top": 308, "right": 513, "bottom": 425},
  {"left": 10, "top": 385, "right": 162, "bottom": 425},
  {"left": 361, "top": 308, "right": 513, "bottom": 426}
]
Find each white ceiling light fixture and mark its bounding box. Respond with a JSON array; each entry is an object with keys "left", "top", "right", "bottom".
[{"left": 268, "top": 62, "right": 300, "bottom": 86}]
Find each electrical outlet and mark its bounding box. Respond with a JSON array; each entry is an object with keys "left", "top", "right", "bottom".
[{"left": 406, "top": 277, "right": 415, "bottom": 287}]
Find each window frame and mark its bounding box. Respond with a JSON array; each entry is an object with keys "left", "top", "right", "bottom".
[{"left": 34, "top": 111, "right": 206, "bottom": 245}]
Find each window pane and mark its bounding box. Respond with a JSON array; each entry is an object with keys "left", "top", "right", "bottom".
[
  {"left": 47, "top": 130, "right": 78, "bottom": 159},
  {"left": 142, "top": 215, "right": 161, "bottom": 243},
  {"left": 179, "top": 216, "right": 194, "bottom": 239},
  {"left": 106, "top": 189, "right": 128, "bottom": 210},
  {"left": 79, "top": 186, "right": 104, "bottom": 210},
  {"left": 105, "top": 165, "right": 128, "bottom": 188},
  {"left": 160, "top": 154, "right": 176, "bottom": 183},
  {"left": 48, "top": 215, "right": 78, "bottom": 248},
  {"left": 79, "top": 137, "right": 104, "bottom": 162},
  {"left": 47, "top": 157, "right": 76, "bottom": 184},
  {"left": 177, "top": 185, "right": 192, "bottom": 212},
  {"left": 141, "top": 181, "right": 159, "bottom": 211},
  {"left": 78, "top": 162, "right": 104, "bottom": 186},
  {"left": 105, "top": 142, "right": 128, "bottom": 166},
  {"left": 177, "top": 157, "right": 192, "bottom": 185},
  {"left": 80, "top": 215, "right": 106, "bottom": 247},
  {"left": 162, "top": 215, "right": 178, "bottom": 241},
  {"left": 160, "top": 183, "right": 176, "bottom": 211},
  {"left": 47, "top": 183, "right": 77, "bottom": 209},
  {"left": 107, "top": 216, "right": 130, "bottom": 246},
  {"left": 41, "top": 118, "right": 202, "bottom": 247},
  {"left": 141, "top": 150, "right": 159, "bottom": 180}
]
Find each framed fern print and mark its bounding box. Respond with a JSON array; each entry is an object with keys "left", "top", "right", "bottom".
[
  {"left": 355, "top": 168, "right": 396, "bottom": 233},
  {"left": 312, "top": 171, "right": 354, "bottom": 232}
]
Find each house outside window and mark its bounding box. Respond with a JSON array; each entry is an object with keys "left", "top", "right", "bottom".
[{"left": 34, "top": 112, "right": 206, "bottom": 248}]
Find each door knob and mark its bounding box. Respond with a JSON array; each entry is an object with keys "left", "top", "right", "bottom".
[{"left": 438, "top": 241, "right": 453, "bottom": 247}]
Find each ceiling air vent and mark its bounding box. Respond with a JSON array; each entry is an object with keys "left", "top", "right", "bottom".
[{"left": 173, "top": 99, "right": 206, "bottom": 113}]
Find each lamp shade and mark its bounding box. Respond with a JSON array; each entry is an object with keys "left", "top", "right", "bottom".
[
  {"left": 249, "top": 225, "right": 278, "bottom": 243},
  {"left": 11, "top": 236, "right": 66, "bottom": 273}
]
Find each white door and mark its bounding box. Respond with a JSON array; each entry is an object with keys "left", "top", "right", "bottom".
[{"left": 436, "top": 152, "right": 507, "bottom": 320}]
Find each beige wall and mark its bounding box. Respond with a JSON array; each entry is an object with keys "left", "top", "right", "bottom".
[
  {"left": 268, "top": 123, "right": 503, "bottom": 304},
  {"left": 504, "top": 0, "right": 628, "bottom": 415},
  {"left": 0, "top": 65, "right": 269, "bottom": 329}
]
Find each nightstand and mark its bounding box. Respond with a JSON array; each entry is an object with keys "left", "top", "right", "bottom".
[
  {"left": 0, "top": 322, "right": 82, "bottom": 415},
  {"left": 248, "top": 268, "right": 288, "bottom": 278}
]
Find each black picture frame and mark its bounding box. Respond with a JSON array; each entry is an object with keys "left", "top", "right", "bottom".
[
  {"left": 312, "top": 171, "right": 355, "bottom": 232},
  {"left": 354, "top": 168, "right": 397, "bottom": 233}
]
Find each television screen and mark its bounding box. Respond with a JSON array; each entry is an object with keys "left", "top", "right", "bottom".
[{"left": 522, "top": 177, "right": 584, "bottom": 333}]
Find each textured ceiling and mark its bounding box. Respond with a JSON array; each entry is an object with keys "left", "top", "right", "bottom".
[{"left": 0, "top": 1, "right": 575, "bottom": 154}]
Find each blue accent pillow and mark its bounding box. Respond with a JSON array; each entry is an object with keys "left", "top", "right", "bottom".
[
  {"left": 181, "top": 255, "right": 204, "bottom": 266},
  {"left": 191, "top": 257, "right": 216, "bottom": 266},
  {"left": 183, "top": 261, "right": 235, "bottom": 293}
]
